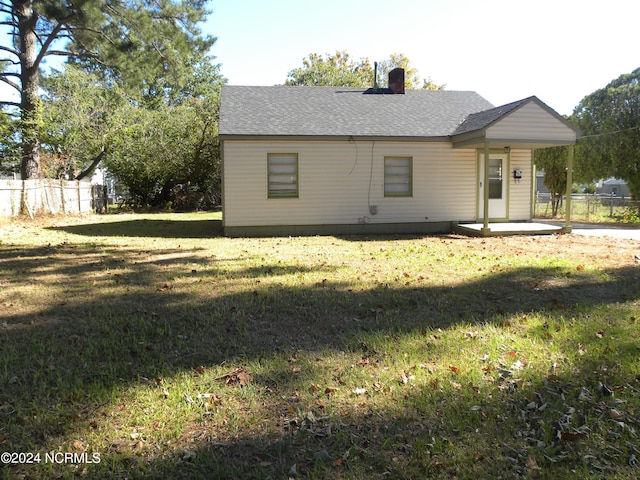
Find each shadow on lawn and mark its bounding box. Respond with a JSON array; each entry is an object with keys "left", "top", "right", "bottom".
[
  {"left": 49, "top": 218, "right": 223, "bottom": 238},
  {"left": 1, "top": 241, "right": 639, "bottom": 479}
]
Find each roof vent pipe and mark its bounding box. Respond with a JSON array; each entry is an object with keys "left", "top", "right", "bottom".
[
  {"left": 388, "top": 68, "right": 405, "bottom": 94},
  {"left": 373, "top": 62, "right": 378, "bottom": 89}
]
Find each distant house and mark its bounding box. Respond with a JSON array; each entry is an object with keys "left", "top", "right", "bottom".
[
  {"left": 219, "top": 69, "right": 579, "bottom": 236},
  {"left": 596, "top": 177, "right": 630, "bottom": 198}
]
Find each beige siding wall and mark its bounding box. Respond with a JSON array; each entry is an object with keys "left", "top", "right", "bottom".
[
  {"left": 223, "top": 140, "right": 478, "bottom": 227},
  {"left": 487, "top": 102, "right": 577, "bottom": 142},
  {"left": 508, "top": 149, "right": 532, "bottom": 220}
]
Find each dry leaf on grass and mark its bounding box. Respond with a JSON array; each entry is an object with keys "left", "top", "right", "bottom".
[{"left": 215, "top": 367, "right": 253, "bottom": 386}]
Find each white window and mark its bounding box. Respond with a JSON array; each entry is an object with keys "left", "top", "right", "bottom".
[
  {"left": 268, "top": 153, "right": 298, "bottom": 198},
  {"left": 384, "top": 156, "right": 412, "bottom": 197}
]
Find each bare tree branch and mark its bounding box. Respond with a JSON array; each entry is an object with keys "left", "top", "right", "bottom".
[
  {"left": 0, "top": 75, "right": 21, "bottom": 93},
  {"left": 33, "top": 22, "right": 68, "bottom": 71},
  {"left": 45, "top": 50, "right": 79, "bottom": 57},
  {"left": 0, "top": 45, "right": 19, "bottom": 57},
  {"left": 75, "top": 148, "right": 106, "bottom": 180},
  {"left": 0, "top": 100, "right": 21, "bottom": 107}
]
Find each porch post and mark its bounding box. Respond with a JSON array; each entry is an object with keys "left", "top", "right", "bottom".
[
  {"left": 563, "top": 145, "right": 574, "bottom": 233},
  {"left": 482, "top": 141, "right": 491, "bottom": 234}
]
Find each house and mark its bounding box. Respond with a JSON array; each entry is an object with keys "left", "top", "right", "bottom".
[
  {"left": 219, "top": 69, "right": 579, "bottom": 236},
  {"left": 596, "top": 177, "right": 630, "bottom": 199}
]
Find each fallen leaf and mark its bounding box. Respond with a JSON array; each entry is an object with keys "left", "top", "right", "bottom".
[
  {"left": 194, "top": 366, "right": 206, "bottom": 375},
  {"left": 449, "top": 364, "right": 460, "bottom": 374},
  {"left": 352, "top": 387, "right": 367, "bottom": 395},
  {"left": 357, "top": 356, "right": 371, "bottom": 366},
  {"left": 215, "top": 367, "right": 252, "bottom": 386},
  {"left": 576, "top": 264, "right": 585, "bottom": 271},
  {"left": 325, "top": 387, "right": 338, "bottom": 396},
  {"left": 237, "top": 370, "right": 253, "bottom": 386},
  {"left": 559, "top": 431, "right": 585, "bottom": 442},
  {"left": 309, "top": 383, "right": 320, "bottom": 393},
  {"left": 527, "top": 454, "right": 540, "bottom": 477}
]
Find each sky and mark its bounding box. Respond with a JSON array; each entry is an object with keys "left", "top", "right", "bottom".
[
  {"left": 206, "top": 0, "right": 639, "bottom": 116},
  {"left": 0, "top": 0, "right": 637, "bottom": 116}
]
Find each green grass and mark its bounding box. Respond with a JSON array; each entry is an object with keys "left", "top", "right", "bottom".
[{"left": 1, "top": 212, "right": 639, "bottom": 479}]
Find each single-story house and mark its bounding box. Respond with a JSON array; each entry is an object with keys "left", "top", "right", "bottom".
[
  {"left": 219, "top": 69, "right": 579, "bottom": 236},
  {"left": 596, "top": 177, "right": 630, "bottom": 199}
]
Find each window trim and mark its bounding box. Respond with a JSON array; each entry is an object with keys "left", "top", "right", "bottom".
[
  {"left": 384, "top": 156, "right": 413, "bottom": 197},
  {"left": 267, "top": 152, "right": 299, "bottom": 198}
]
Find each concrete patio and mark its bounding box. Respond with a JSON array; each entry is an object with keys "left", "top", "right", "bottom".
[{"left": 454, "top": 222, "right": 564, "bottom": 237}]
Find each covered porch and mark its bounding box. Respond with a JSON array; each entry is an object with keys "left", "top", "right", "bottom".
[{"left": 451, "top": 96, "right": 580, "bottom": 236}]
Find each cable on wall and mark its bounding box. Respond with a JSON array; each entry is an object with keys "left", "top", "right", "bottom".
[
  {"left": 347, "top": 136, "right": 359, "bottom": 175},
  {"left": 368, "top": 141, "right": 375, "bottom": 211}
]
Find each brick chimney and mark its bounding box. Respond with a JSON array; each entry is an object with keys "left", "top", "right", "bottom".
[{"left": 388, "top": 68, "right": 405, "bottom": 94}]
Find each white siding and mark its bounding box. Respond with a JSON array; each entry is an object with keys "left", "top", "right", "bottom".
[
  {"left": 487, "top": 102, "right": 577, "bottom": 143},
  {"left": 508, "top": 149, "right": 532, "bottom": 220},
  {"left": 223, "top": 140, "right": 478, "bottom": 228}
]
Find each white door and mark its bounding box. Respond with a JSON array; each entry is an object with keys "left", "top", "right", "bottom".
[{"left": 478, "top": 153, "right": 507, "bottom": 220}]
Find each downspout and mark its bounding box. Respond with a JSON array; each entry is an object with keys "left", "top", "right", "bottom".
[
  {"left": 482, "top": 141, "right": 491, "bottom": 234},
  {"left": 563, "top": 144, "right": 574, "bottom": 233}
]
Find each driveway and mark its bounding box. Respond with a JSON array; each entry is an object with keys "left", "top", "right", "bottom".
[{"left": 539, "top": 220, "right": 640, "bottom": 241}]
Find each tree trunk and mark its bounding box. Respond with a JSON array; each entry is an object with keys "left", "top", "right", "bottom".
[{"left": 15, "top": 0, "right": 42, "bottom": 179}]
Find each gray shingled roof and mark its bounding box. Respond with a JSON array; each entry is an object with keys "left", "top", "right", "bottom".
[
  {"left": 452, "top": 97, "right": 533, "bottom": 135},
  {"left": 219, "top": 85, "right": 495, "bottom": 138}
]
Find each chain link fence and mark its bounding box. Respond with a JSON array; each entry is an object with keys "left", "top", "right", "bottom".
[{"left": 534, "top": 193, "right": 640, "bottom": 222}]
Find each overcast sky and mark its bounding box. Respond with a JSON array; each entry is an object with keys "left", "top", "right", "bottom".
[{"left": 208, "top": 0, "right": 638, "bottom": 116}]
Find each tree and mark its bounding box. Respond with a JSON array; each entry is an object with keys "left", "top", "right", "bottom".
[
  {"left": 375, "top": 53, "right": 445, "bottom": 91},
  {"left": 103, "top": 95, "right": 222, "bottom": 209},
  {"left": 40, "top": 65, "right": 128, "bottom": 180},
  {"left": 534, "top": 146, "right": 568, "bottom": 216},
  {"left": 285, "top": 51, "right": 444, "bottom": 90},
  {"left": 0, "top": 105, "right": 20, "bottom": 175},
  {"left": 285, "top": 51, "right": 373, "bottom": 87},
  {"left": 0, "top": 0, "right": 214, "bottom": 179},
  {"left": 572, "top": 67, "right": 640, "bottom": 198},
  {"left": 40, "top": 62, "right": 224, "bottom": 208}
]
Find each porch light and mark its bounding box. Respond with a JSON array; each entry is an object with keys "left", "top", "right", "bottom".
[{"left": 504, "top": 146, "right": 511, "bottom": 153}]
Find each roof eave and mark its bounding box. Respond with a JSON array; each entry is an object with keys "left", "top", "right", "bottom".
[
  {"left": 219, "top": 134, "right": 452, "bottom": 143},
  {"left": 451, "top": 135, "right": 578, "bottom": 149}
]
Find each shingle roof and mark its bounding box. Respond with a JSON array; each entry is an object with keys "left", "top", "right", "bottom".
[
  {"left": 219, "top": 85, "right": 495, "bottom": 138},
  {"left": 452, "top": 97, "right": 533, "bottom": 135}
]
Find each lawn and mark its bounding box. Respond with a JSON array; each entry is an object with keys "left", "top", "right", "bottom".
[{"left": 1, "top": 212, "right": 639, "bottom": 479}]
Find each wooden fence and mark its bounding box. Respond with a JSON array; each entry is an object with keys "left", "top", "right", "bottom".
[{"left": 0, "top": 179, "right": 106, "bottom": 217}]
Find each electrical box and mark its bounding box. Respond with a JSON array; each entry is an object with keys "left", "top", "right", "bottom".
[{"left": 513, "top": 169, "right": 522, "bottom": 180}]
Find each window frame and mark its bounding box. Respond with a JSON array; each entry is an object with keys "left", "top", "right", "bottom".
[
  {"left": 267, "top": 152, "right": 299, "bottom": 198},
  {"left": 384, "top": 156, "right": 413, "bottom": 197}
]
